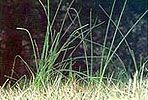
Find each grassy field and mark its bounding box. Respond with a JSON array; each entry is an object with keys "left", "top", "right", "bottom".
[{"left": 0, "top": 0, "right": 147, "bottom": 99}]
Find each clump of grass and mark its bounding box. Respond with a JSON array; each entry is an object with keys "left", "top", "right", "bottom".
[
  {"left": 16, "top": 0, "right": 147, "bottom": 86},
  {"left": 1, "top": 0, "right": 147, "bottom": 99}
]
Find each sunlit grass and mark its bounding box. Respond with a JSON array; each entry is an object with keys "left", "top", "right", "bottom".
[{"left": 0, "top": 78, "right": 147, "bottom": 100}]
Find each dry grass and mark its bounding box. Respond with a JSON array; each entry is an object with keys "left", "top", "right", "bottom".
[{"left": 0, "top": 78, "right": 147, "bottom": 100}]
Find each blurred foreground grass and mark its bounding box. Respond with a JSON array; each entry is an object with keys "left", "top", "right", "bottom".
[{"left": 0, "top": 78, "right": 147, "bottom": 100}]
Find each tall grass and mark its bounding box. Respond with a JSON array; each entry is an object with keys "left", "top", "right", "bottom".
[
  {"left": 1, "top": 0, "right": 147, "bottom": 99},
  {"left": 16, "top": 0, "right": 147, "bottom": 86}
]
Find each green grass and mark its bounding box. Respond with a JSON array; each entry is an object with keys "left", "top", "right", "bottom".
[{"left": 0, "top": 0, "right": 148, "bottom": 99}]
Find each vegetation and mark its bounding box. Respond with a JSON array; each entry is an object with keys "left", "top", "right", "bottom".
[
  {"left": 0, "top": 78, "right": 147, "bottom": 100},
  {"left": 0, "top": 0, "right": 147, "bottom": 99}
]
